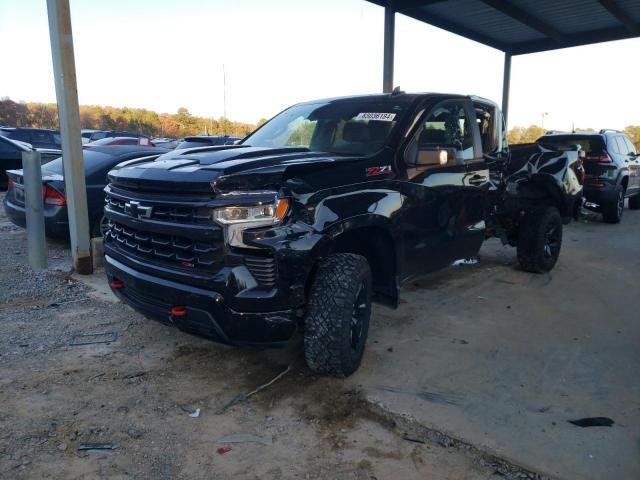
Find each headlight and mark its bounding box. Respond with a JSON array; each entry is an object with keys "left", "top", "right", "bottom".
[{"left": 213, "top": 198, "right": 289, "bottom": 248}]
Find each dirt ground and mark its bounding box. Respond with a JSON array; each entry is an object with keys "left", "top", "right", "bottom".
[{"left": 0, "top": 191, "right": 507, "bottom": 480}]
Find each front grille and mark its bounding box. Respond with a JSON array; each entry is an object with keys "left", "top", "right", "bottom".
[
  {"left": 105, "top": 194, "right": 212, "bottom": 225},
  {"left": 244, "top": 256, "right": 277, "bottom": 288},
  {"left": 106, "top": 221, "right": 221, "bottom": 270}
]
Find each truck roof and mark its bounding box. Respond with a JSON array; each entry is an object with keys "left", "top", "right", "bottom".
[{"left": 294, "top": 92, "right": 469, "bottom": 106}]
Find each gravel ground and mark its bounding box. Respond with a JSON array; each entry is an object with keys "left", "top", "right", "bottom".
[{"left": 0, "top": 192, "right": 505, "bottom": 480}]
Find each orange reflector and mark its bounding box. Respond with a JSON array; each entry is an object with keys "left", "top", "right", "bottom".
[
  {"left": 276, "top": 198, "right": 289, "bottom": 220},
  {"left": 171, "top": 306, "right": 187, "bottom": 317},
  {"left": 110, "top": 279, "right": 124, "bottom": 289}
]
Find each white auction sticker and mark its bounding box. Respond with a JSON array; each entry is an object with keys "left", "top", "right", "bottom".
[{"left": 355, "top": 112, "right": 396, "bottom": 122}]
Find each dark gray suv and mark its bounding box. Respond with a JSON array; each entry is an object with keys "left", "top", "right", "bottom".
[{"left": 537, "top": 130, "right": 640, "bottom": 223}]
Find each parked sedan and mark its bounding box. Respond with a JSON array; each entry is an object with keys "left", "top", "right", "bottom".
[
  {"left": 88, "top": 130, "right": 152, "bottom": 143},
  {"left": 175, "top": 135, "right": 242, "bottom": 149},
  {"left": 3, "top": 146, "right": 165, "bottom": 238}
]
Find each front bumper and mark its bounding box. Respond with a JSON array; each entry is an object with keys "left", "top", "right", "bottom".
[
  {"left": 3, "top": 196, "right": 69, "bottom": 238},
  {"left": 104, "top": 254, "right": 298, "bottom": 346}
]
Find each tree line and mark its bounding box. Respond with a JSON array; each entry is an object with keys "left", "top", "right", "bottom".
[
  {"left": 0, "top": 98, "right": 263, "bottom": 139},
  {"left": 508, "top": 124, "right": 640, "bottom": 149},
  {"left": 1, "top": 97, "right": 638, "bottom": 149}
]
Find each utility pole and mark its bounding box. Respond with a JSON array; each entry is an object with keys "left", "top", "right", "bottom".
[
  {"left": 46, "top": 0, "right": 92, "bottom": 274},
  {"left": 541, "top": 112, "right": 549, "bottom": 130}
]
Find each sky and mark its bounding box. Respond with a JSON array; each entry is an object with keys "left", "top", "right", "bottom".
[{"left": 1, "top": 0, "right": 639, "bottom": 131}]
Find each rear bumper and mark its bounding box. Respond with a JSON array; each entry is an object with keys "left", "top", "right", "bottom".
[
  {"left": 3, "top": 196, "right": 69, "bottom": 238},
  {"left": 104, "top": 254, "right": 297, "bottom": 347},
  {"left": 583, "top": 183, "right": 617, "bottom": 210}
]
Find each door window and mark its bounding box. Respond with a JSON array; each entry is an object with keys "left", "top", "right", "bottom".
[
  {"left": 609, "top": 137, "right": 620, "bottom": 154},
  {"left": 623, "top": 136, "right": 636, "bottom": 155},
  {"left": 614, "top": 137, "right": 628, "bottom": 155},
  {"left": 406, "top": 101, "right": 474, "bottom": 166}
]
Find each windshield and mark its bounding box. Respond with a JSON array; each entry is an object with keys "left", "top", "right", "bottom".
[
  {"left": 242, "top": 100, "right": 408, "bottom": 155},
  {"left": 538, "top": 135, "right": 604, "bottom": 154}
]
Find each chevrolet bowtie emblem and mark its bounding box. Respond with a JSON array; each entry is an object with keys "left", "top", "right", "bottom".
[{"left": 124, "top": 201, "right": 153, "bottom": 219}]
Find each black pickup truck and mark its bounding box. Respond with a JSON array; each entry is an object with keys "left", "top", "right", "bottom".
[{"left": 103, "top": 92, "right": 583, "bottom": 376}]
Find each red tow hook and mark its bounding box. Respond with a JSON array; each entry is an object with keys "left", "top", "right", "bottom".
[
  {"left": 171, "top": 306, "right": 187, "bottom": 317},
  {"left": 110, "top": 279, "right": 124, "bottom": 289}
]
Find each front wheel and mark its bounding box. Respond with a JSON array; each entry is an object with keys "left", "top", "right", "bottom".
[
  {"left": 303, "top": 253, "right": 372, "bottom": 377},
  {"left": 517, "top": 206, "right": 563, "bottom": 273},
  {"left": 91, "top": 215, "right": 109, "bottom": 239}
]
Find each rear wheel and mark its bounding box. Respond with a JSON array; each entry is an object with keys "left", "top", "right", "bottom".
[
  {"left": 602, "top": 186, "right": 624, "bottom": 223},
  {"left": 517, "top": 206, "right": 563, "bottom": 273},
  {"left": 628, "top": 193, "right": 640, "bottom": 210},
  {"left": 303, "top": 253, "right": 372, "bottom": 377}
]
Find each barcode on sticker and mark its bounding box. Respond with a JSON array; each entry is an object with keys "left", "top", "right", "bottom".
[{"left": 355, "top": 112, "right": 396, "bottom": 122}]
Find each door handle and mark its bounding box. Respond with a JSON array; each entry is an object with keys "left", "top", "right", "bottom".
[{"left": 468, "top": 174, "right": 487, "bottom": 186}]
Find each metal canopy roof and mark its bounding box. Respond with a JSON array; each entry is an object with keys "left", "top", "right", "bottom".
[{"left": 367, "top": 0, "right": 640, "bottom": 55}]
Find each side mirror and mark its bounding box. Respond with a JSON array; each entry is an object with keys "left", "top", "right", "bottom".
[{"left": 416, "top": 146, "right": 456, "bottom": 166}]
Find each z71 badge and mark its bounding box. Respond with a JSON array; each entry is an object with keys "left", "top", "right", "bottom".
[{"left": 366, "top": 165, "right": 392, "bottom": 177}]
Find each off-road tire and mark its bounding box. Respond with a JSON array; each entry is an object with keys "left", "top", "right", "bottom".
[
  {"left": 628, "top": 193, "right": 640, "bottom": 210},
  {"left": 602, "top": 186, "right": 624, "bottom": 223},
  {"left": 517, "top": 206, "right": 563, "bottom": 273},
  {"left": 303, "top": 253, "right": 372, "bottom": 377}
]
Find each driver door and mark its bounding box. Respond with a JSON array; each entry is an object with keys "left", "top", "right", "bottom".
[{"left": 398, "top": 99, "right": 488, "bottom": 280}]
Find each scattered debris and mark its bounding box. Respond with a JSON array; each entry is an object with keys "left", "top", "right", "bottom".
[
  {"left": 217, "top": 433, "right": 273, "bottom": 446},
  {"left": 452, "top": 258, "right": 479, "bottom": 266},
  {"left": 122, "top": 371, "right": 146, "bottom": 380},
  {"left": 216, "top": 365, "right": 292, "bottom": 415},
  {"left": 217, "top": 446, "right": 232, "bottom": 455},
  {"left": 87, "top": 372, "right": 105, "bottom": 381},
  {"left": 179, "top": 405, "right": 201, "bottom": 417},
  {"left": 57, "top": 442, "right": 68, "bottom": 451},
  {"left": 402, "top": 435, "right": 426, "bottom": 444},
  {"left": 78, "top": 443, "right": 118, "bottom": 451},
  {"left": 70, "top": 331, "right": 118, "bottom": 346},
  {"left": 48, "top": 298, "right": 88, "bottom": 308},
  {"left": 126, "top": 429, "right": 142, "bottom": 439},
  {"left": 568, "top": 417, "right": 614, "bottom": 428}
]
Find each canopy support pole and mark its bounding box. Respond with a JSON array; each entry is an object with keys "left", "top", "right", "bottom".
[
  {"left": 383, "top": 5, "right": 395, "bottom": 93},
  {"left": 46, "top": 0, "right": 92, "bottom": 274},
  {"left": 501, "top": 52, "right": 512, "bottom": 127}
]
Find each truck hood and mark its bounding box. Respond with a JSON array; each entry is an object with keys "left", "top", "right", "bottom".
[{"left": 107, "top": 145, "right": 363, "bottom": 194}]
